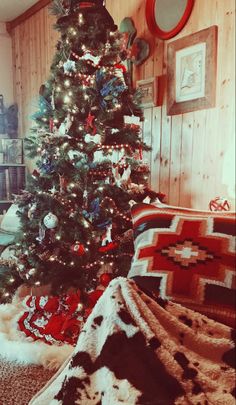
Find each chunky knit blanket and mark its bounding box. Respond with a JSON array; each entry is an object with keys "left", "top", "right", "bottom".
[{"left": 30, "top": 277, "right": 235, "bottom": 405}]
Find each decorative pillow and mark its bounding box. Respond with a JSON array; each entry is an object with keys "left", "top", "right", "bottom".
[
  {"left": 0, "top": 203, "right": 21, "bottom": 233},
  {"left": 128, "top": 202, "right": 236, "bottom": 326}
]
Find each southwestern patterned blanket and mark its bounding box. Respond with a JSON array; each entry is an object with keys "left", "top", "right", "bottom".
[{"left": 30, "top": 277, "right": 235, "bottom": 405}]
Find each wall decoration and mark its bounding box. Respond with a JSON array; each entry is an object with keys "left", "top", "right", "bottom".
[
  {"left": 119, "top": 17, "right": 150, "bottom": 86},
  {"left": 0, "top": 139, "right": 23, "bottom": 164},
  {"left": 137, "top": 77, "right": 164, "bottom": 108},
  {"left": 167, "top": 26, "right": 218, "bottom": 116},
  {"left": 146, "top": 0, "right": 194, "bottom": 40}
]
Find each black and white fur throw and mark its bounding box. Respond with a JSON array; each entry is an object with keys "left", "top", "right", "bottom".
[{"left": 30, "top": 277, "right": 235, "bottom": 405}]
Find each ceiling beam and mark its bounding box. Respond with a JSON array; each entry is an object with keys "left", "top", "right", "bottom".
[{"left": 6, "top": 0, "right": 51, "bottom": 33}]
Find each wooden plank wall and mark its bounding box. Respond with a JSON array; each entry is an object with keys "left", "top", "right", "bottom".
[{"left": 11, "top": 0, "right": 235, "bottom": 209}]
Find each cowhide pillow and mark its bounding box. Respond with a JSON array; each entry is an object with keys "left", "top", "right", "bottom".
[{"left": 128, "top": 202, "right": 236, "bottom": 327}]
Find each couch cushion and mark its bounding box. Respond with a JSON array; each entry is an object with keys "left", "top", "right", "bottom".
[
  {"left": 128, "top": 202, "right": 236, "bottom": 326},
  {"left": 0, "top": 203, "right": 21, "bottom": 233}
]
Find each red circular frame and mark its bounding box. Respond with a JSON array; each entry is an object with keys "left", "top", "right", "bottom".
[{"left": 146, "top": 0, "right": 194, "bottom": 40}]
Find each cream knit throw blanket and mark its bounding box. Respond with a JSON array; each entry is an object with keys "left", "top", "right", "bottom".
[{"left": 30, "top": 277, "right": 235, "bottom": 405}]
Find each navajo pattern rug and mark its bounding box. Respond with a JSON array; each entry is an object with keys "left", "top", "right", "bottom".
[{"left": 30, "top": 277, "right": 235, "bottom": 405}]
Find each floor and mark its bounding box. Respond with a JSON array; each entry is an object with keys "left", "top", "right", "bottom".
[{"left": 0, "top": 360, "right": 54, "bottom": 405}]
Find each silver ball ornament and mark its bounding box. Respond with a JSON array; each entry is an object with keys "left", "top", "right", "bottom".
[{"left": 43, "top": 212, "right": 59, "bottom": 229}]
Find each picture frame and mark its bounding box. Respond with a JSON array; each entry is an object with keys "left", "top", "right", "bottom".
[
  {"left": 0, "top": 139, "right": 23, "bottom": 164},
  {"left": 136, "top": 77, "right": 159, "bottom": 108},
  {"left": 167, "top": 26, "right": 218, "bottom": 115}
]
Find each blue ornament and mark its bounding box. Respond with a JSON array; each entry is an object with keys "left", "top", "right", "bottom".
[
  {"left": 82, "top": 197, "right": 100, "bottom": 223},
  {"left": 38, "top": 157, "right": 55, "bottom": 174}
]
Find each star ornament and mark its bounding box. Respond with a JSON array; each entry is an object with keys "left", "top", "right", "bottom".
[{"left": 48, "top": 185, "right": 57, "bottom": 194}]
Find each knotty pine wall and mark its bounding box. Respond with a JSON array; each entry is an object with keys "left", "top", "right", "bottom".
[{"left": 11, "top": 0, "right": 235, "bottom": 209}]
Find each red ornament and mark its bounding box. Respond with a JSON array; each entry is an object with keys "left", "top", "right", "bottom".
[
  {"left": 114, "top": 63, "right": 127, "bottom": 73},
  {"left": 88, "top": 289, "right": 104, "bottom": 307},
  {"left": 99, "top": 273, "right": 112, "bottom": 287},
  {"left": 71, "top": 242, "right": 85, "bottom": 256},
  {"left": 32, "top": 170, "right": 40, "bottom": 178},
  {"left": 85, "top": 112, "right": 96, "bottom": 134},
  {"left": 209, "top": 197, "right": 230, "bottom": 212},
  {"left": 99, "top": 241, "right": 118, "bottom": 253}
]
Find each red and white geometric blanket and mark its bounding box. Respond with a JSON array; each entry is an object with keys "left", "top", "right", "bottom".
[{"left": 30, "top": 277, "right": 235, "bottom": 405}]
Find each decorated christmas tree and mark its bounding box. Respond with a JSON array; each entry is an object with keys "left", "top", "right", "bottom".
[{"left": 0, "top": 0, "right": 162, "bottom": 342}]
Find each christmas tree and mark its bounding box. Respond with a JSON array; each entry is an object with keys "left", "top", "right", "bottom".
[{"left": 1, "top": 0, "right": 161, "bottom": 319}]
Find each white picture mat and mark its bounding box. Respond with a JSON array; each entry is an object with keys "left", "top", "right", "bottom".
[{"left": 175, "top": 42, "right": 206, "bottom": 102}]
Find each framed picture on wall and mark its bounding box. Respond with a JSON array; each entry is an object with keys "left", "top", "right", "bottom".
[
  {"left": 0, "top": 139, "right": 23, "bottom": 164},
  {"left": 136, "top": 77, "right": 159, "bottom": 108},
  {"left": 167, "top": 25, "right": 218, "bottom": 115}
]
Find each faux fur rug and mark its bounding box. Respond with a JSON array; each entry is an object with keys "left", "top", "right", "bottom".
[
  {"left": 30, "top": 277, "right": 235, "bottom": 405},
  {"left": 0, "top": 297, "right": 73, "bottom": 369}
]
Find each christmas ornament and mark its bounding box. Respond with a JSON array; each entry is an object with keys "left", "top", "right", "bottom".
[
  {"left": 39, "top": 156, "right": 55, "bottom": 174},
  {"left": 99, "top": 273, "right": 111, "bottom": 287},
  {"left": 128, "top": 182, "right": 145, "bottom": 193},
  {"left": 43, "top": 213, "right": 59, "bottom": 229},
  {"left": 99, "top": 223, "right": 118, "bottom": 253},
  {"left": 83, "top": 189, "right": 88, "bottom": 208},
  {"left": 63, "top": 59, "right": 76, "bottom": 74},
  {"left": 80, "top": 51, "right": 101, "bottom": 66},
  {"left": 124, "top": 115, "right": 140, "bottom": 125},
  {"left": 82, "top": 197, "right": 100, "bottom": 223},
  {"left": 84, "top": 133, "right": 101, "bottom": 144},
  {"left": 113, "top": 63, "right": 127, "bottom": 87},
  {"left": 112, "top": 164, "right": 131, "bottom": 188},
  {"left": 28, "top": 203, "right": 37, "bottom": 219},
  {"left": 85, "top": 112, "right": 96, "bottom": 132},
  {"left": 70, "top": 242, "right": 85, "bottom": 256},
  {"left": 36, "top": 223, "right": 46, "bottom": 243},
  {"left": 59, "top": 174, "right": 68, "bottom": 193},
  {"left": 68, "top": 149, "right": 82, "bottom": 161},
  {"left": 48, "top": 185, "right": 57, "bottom": 194},
  {"left": 209, "top": 197, "right": 230, "bottom": 212},
  {"left": 58, "top": 113, "right": 74, "bottom": 136},
  {"left": 32, "top": 169, "right": 40, "bottom": 178}
]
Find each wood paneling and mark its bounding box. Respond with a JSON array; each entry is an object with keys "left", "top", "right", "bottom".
[{"left": 11, "top": 0, "right": 235, "bottom": 209}]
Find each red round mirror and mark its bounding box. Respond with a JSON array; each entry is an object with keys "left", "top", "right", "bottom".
[{"left": 146, "top": 0, "right": 194, "bottom": 40}]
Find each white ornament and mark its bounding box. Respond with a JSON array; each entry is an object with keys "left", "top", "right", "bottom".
[
  {"left": 68, "top": 149, "right": 82, "bottom": 160},
  {"left": 101, "top": 224, "right": 113, "bottom": 247},
  {"left": 84, "top": 133, "right": 102, "bottom": 144},
  {"left": 43, "top": 213, "right": 59, "bottom": 229},
  {"left": 124, "top": 115, "right": 141, "bottom": 125},
  {"left": 112, "top": 165, "right": 131, "bottom": 188},
  {"left": 63, "top": 60, "right": 76, "bottom": 73},
  {"left": 114, "top": 67, "right": 127, "bottom": 87},
  {"left": 81, "top": 52, "right": 101, "bottom": 66},
  {"left": 129, "top": 200, "right": 137, "bottom": 207},
  {"left": 58, "top": 113, "right": 74, "bottom": 136},
  {"left": 143, "top": 196, "right": 151, "bottom": 204},
  {"left": 28, "top": 203, "right": 37, "bottom": 219},
  {"left": 48, "top": 185, "right": 57, "bottom": 194}
]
